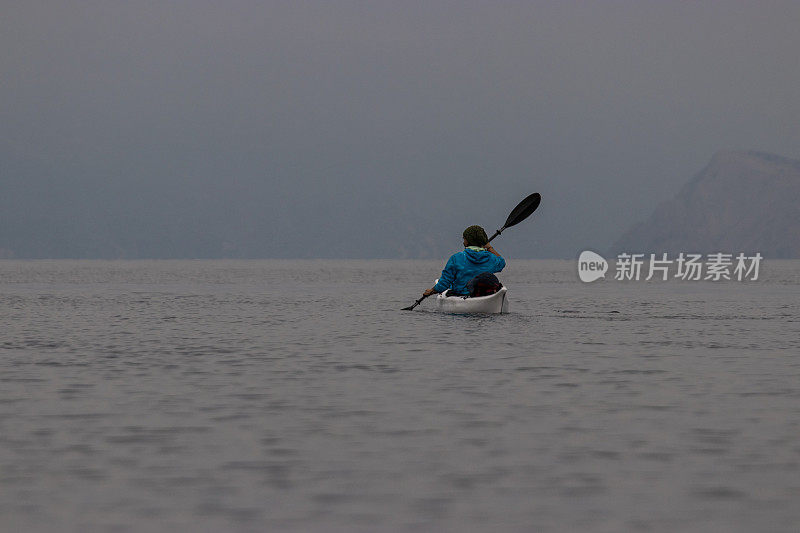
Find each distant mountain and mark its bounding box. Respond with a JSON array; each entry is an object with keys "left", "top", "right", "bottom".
[{"left": 612, "top": 150, "right": 800, "bottom": 258}]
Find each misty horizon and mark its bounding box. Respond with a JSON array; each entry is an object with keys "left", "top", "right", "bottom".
[{"left": 2, "top": 2, "right": 799, "bottom": 259}]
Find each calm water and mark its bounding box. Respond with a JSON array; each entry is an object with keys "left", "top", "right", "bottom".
[{"left": 1, "top": 259, "right": 799, "bottom": 532}]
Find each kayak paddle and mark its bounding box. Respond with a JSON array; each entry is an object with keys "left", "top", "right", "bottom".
[
  {"left": 401, "top": 295, "right": 432, "bottom": 311},
  {"left": 487, "top": 192, "right": 541, "bottom": 243},
  {"left": 402, "top": 192, "right": 541, "bottom": 311}
]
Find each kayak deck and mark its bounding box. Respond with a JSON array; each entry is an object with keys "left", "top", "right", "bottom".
[{"left": 433, "top": 287, "right": 509, "bottom": 314}]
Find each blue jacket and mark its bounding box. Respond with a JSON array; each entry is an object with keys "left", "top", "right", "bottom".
[{"left": 434, "top": 248, "right": 506, "bottom": 295}]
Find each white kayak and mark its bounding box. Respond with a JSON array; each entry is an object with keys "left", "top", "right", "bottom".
[{"left": 433, "top": 286, "right": 509, "bottom": 314}]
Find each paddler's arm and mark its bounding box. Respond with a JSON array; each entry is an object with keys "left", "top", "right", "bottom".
[
  {"left": 485, "top": 244, "right": 501, "bottom": 257},
  {"left": 486, "top": 244, "right": 506, "bottom": 271},
  {"left": 424, "top": 256, "right": 456, "bottom": 297}
]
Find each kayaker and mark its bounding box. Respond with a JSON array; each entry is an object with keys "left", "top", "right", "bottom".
[{"left": 422, "top": 225, "right": 506, "bottom": 298}]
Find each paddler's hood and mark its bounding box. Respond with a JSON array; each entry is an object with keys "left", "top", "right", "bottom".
[{"left": 463, "top": 247, "right": 493, "bottom": 264}]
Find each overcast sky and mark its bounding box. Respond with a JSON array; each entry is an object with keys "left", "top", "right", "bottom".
[{"left": 2, "top": 1, "right": 799, "bottom": 258}]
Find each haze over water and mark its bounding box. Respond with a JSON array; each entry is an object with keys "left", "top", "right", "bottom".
[
  {"left": 2, "top": 259, "right": 799, "bottom": 532},
  {"left": 3, "top": 2, "right": 800, "bottom": 259}
]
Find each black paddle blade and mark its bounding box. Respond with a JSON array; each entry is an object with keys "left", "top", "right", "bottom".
[{"left": 503, "top": 192, "right": 541, "bottom": 229}]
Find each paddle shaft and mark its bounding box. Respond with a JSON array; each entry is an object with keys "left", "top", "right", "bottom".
[
  {"left": 402, "top": 294, "right": 430, "bottom": 311},
  {"left": 487, "top": 227, "right": 505, "bottom": 243}
]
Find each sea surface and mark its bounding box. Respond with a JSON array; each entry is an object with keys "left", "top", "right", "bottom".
[{"left": 1, "top": 259, "right": 799, "bottom": 532}]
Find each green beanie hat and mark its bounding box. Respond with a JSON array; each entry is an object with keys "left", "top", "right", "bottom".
[{"left": 463, "top": 225, "right": 489, "bottom": 247}]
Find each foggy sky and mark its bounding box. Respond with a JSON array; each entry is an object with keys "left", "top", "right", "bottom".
[{"left": 2, "top": 1, "right": 799, "bottom": 258}]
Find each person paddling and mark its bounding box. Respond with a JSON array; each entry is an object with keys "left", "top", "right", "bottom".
[{"left": 422, "top": 225, "right": 506, "bottom": 298}]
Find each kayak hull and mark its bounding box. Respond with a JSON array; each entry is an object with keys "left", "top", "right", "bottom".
[{"left": 433, "top": 287, "right": 509, "bottom": 314}]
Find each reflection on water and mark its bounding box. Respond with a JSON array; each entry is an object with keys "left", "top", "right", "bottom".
[{"left": 1, "top": 260, "right": 799, "bottom": 532}]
